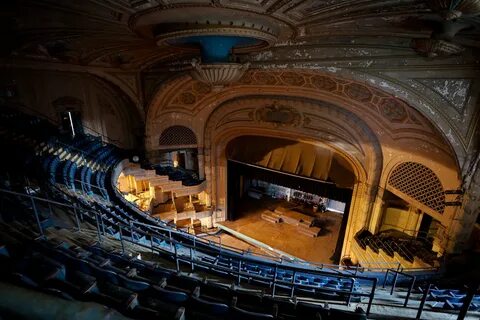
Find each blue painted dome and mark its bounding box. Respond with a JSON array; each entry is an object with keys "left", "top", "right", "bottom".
[{"left": 169, "top": 35, "right": 260, "bottom": 63}]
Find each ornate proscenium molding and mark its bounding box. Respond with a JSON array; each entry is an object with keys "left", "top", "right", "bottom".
[
  {"left": 191, "top": 61, "right": 250, "bottom": 89},
  {"left": 251, "top": 104, "right": 304, "bottom": 128}
]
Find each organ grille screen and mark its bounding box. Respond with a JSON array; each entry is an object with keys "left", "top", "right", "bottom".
[
  {"left": 388, "top": 162, "right": 445, "bottom": 214},
  {"left": 159, "top": 126, "right": 197, "bottom": 146}
]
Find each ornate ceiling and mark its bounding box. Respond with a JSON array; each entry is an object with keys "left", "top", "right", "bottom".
[
  {"left": 2, "top": 0, "right": 479, "bottom": 69},
  {"left": 1, "top": 0, "right": 479, "bottom": 173}
]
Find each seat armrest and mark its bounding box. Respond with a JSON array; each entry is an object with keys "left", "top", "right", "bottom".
[
  {"left": 174, "top": 307, "right": 186, "bottom": 320},
  {"left": 193, "top": 286, "right": 201, "bottom": 298},
  {"left": 159, "top": 277, "right": 167, "bottom": 288}
]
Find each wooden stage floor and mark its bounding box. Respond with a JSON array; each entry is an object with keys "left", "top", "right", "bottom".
[{"left": 218, "top": 197, "right": 343, "bottom": 264}]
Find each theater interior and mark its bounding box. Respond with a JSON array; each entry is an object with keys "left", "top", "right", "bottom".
[{"left": 0, "top": 1, "right": 479, "bottom": 319}]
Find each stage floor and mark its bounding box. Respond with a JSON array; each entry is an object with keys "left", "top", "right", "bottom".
[{"left": 218, "top": 197, "right": 343, "bottom": 264}]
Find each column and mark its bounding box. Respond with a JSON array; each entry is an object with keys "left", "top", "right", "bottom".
[{"left": 197, "top": 147, "right": 205, "bottom": 180}]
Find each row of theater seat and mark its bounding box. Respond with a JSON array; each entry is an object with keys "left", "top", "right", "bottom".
[
  {"left": 153, "top": 165, "right": 202, "bottom": 186},
  {"left": 0, "top": 221, "right": 367, "bottom": 320},
  {"left": 198, "top": 255, "right": 362, "bottom": 302},
  {"left": 38, "top": 135, "right": 119, "bottom": 200},
  {"left": 354, "top": 229, "right": 437, "bottom": 265},
  {"left": 0, "top": 107, "right": 120, "bottom": 201},
  {"left": 422, "top": 288, "right": 480, "bottom": 312}
]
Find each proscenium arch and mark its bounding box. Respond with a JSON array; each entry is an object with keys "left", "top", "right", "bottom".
[
  {"left": 145, "top": 68, "right": 462, "bottom": 171},
  {"left": 202, "top": 95, "right": 383, "bottom": 258}
]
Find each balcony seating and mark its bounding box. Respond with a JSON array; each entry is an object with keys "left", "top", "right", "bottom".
[
  {"left": 0, "top": 217, "right": 381, "bottom": 320},
  {"left": 354, "top": 228, "right": 438, "bottom": 266},
  {"left": 154, "top": 165, "right": 202, "bottom": 187}
]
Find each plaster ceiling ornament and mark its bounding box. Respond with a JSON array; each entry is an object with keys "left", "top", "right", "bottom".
[
  {"left": 190, "top": 60, "right": 250, "bottom": 89},
  {"left": 131, "top": 7, "right": 283, "bottom": 47},
  {"left": 379, "top": 98, "right": 408, "bottom": 123},
  {"left": 253, "top": 104, "right": 302, "bottom": 128},
  {"left": 411, "top": 38, "right": 465, "bottom": 57},
  {"left": 133, "top": 7, "right": 280, "bottom": 88},
  {"left": 417, "top": 78, "right": 472, "bottom": 112},
  {"left": 6, "top": 1, "right": 480, "bottom": 69},
  {"left": 427, "top": 0, "right": 480, "bottom": 20}
]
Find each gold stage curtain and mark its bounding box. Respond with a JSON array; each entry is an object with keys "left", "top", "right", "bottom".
[{"left": 227, "top": 136, "right": 333, "bottom": 181}]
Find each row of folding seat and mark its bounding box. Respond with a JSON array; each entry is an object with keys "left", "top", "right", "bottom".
[
  {"left": 200, "top": 255, "right": 360, "bottom": 295},
  {"left": 354, "top": 229, "right": 440, "bottom": 265},
  {"left": 37, "top": 135, "right": 119, "bottom": 200},
  {"left": 197, "top": 252, "right": 363, "bottom": 302},
  {"left": 427, "top": 288, "right": 480, "bottom": 311},
  {"left": 154, "top": 165, "right": 202, "bottom": 186}
]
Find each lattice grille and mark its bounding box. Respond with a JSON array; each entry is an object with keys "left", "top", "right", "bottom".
[
  {"left": 159, "top": 126, "right": 197, "bottom": 146},
  {"left": 388, "top": 162, "right": 445, "bottom": 214}
]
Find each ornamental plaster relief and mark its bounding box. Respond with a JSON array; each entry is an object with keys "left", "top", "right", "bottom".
[{"left": 146, "top": 69, "right": 455, "bottom": 165}]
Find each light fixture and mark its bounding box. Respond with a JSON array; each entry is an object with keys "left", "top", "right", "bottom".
[{"left": 191, "top": 60, "right": 250, "bottom": 89}]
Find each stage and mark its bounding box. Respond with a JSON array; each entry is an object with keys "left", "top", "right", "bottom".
[{"left": 217, "top": 197, "right": 344, "bottom": 264}]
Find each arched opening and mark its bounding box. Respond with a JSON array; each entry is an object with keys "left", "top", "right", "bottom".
[
  {"left": 371, "top": 162, "right": 448, "bottom": 263},
  {"left": 151, "top": 125, "right": 200, "bottom": 182},
  {"left": 223, "top": 135, "right": 356, "bottom": 264}
]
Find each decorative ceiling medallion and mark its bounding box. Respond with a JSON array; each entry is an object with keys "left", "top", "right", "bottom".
[
  {"left": 156, "top": 26, "right": 277, "bottom": 52},
  {"left": 411, "top": 39, "right": 465, "bottom": 57},
  {"left": 131, "top": 7, "right": 284, "bottom": 52},
  {"left": 253, "top": 104, "right": 302, "bottom": 128},
  {"left": 190, "top": 61, "right": 250, "bottom": 89}
]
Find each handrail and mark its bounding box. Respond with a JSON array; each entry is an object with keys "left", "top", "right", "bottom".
[
  {"left": 380, "top": 224, "right": 439, "bottom": 249},
  {"left": 113, "top": 223, "right": 378, "bottom": 315},
  {"left": 0, "top": 187, "right": 374, "bottom": 279},
  {"left": 71, "top": 178, "right": 107, "bottom": 191},
  {"left": 380, "top": 224, "right": 432, "bottom": 238},
  {"left": 131, "top": 220, "right": 284, "bottom": 263},
  {"left": 117, "top": 221, "right": 378, "bottom": 309},
  {"left": 0, "top": 187, "right": 75, "bottom": 209},
  {"left": 0, "top": 182, "right": 438, "bottom": 277},
  {"left": 352, "top": 238, "right": 438, "bottom": 273},
  {"left": 110, "top": 179, "right": 292, "bottom": 263},
  {"left": 6, "top": 186, "right": 466, "bottom": 317},
  {"left": 382, "top": 267, "right": 416, "bottom": 307},
  {"left": 389, "top": 239, "right": 414, "bottom": 262}
]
